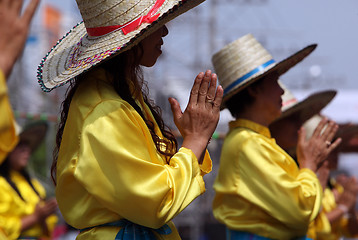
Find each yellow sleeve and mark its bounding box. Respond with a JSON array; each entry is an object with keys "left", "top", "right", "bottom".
[
  {"left": 74, "top": 100, "right": 211, "bottom": 229},
  {"left": 0, "top": 177, "right": 22, "bottom": 239},
  {"left": 236, "top": 136, "right": 321, "bottom": 227},
  {"left": 307, "top": 211, "right": 332, "bottom": 239},
  {"left": 0, "top": 70, "right": 18, "bottom": 163}
]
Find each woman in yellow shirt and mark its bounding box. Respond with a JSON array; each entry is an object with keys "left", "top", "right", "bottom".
[
  {"left": 211, "top": 34, "right": 341, "bottom": 239},
  {"left": 37, "top": 0, "right": 223, "bottom": 239},
  {"left": 0, "top": 122, "right": 58, "bottom": 239}
]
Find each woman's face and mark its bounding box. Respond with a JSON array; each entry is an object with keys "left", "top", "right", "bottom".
[
  {"left": 139, "top": 25, "right": 169, "bottom": 67},
  {"left": 8, "top": 142, "right": 31, "bottom": 171},
  {"left": 255, "top": 73, "right": 284, "bottom": 124}
]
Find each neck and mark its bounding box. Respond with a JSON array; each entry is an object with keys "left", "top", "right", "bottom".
[{"left": 236, "top": 106, "right": 273, "bottom": 127}]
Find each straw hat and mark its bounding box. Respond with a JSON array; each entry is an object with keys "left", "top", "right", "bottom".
[
  {"left": 212, "top": 33, "right": 317, "bottom": 109},
  {"left": 17, "top": 121, "right": 48, "bottom": 152},
  {"left": 272, "top": 83, "right": 336, "bottom": 124},
  {"left": 37, "top": 0, "right": 205, "bottom": 92}
]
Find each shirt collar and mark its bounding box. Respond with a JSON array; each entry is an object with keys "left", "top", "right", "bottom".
[{"left": 229, "top": 118, "right": 271, "bottom": 139}]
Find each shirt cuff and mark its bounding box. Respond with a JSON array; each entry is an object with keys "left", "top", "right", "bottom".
[
  {"left": 178, "top": 147, "right": 212, "bottom": 176},
  {"left": 0, "top": 70, "right": 7, "bottom": 99},
  {"left": 199, "top": 150, "right": 212, "bottom": 175}
]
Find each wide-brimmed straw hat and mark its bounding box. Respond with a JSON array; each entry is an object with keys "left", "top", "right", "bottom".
[
  {"left": 17, "top": 121, "right": 48, "bottom": 152},
  {"left": 212, "top": 33, "right": 317, "bottom": 109},
  {"left": 37, "top": 0, "right": 205, "bottom": 92},
  {"left": 272, "top": 83, "right": 336, "bottom": 124}
]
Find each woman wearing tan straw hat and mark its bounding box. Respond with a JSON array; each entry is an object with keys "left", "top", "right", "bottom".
[
  {"left": 0, "top": 121, "right": 58, "bottom": 240},
  {"left": 37, "top": 0, "right": 223, "bottom": 239},
  {"left": 0, "top": 0, "right": 39, "bottom": 165},
  {"left": 211, "top": 33, "right": 341, "bottom": 240}
]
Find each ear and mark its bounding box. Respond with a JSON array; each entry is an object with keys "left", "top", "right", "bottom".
[{"left": 247, "top": 84, "right": 260, "bottom": 98}]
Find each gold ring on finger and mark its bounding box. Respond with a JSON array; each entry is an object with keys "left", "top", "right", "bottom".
[{"left": 206, "top": 98, "right": 214, "bottom": 104}]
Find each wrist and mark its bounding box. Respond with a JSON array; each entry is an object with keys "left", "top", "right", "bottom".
[
  {"left": 299, "top": 163, "right": 317, "bottom": 172},
  {"left": 182, "top": 135, "right": 210, "bottom": 148},
  {"left": 182, "top": 136, "right": 208, "bottom": 163}
]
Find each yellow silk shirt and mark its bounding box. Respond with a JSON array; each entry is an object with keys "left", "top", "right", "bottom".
[
  {"left": 0, "top": 171, "right": 58, "bottom": 239},
  {"left": 56, "top": 68, "right": 212, "bottom": 240},
  {"left": 212, "top": 119, "right": 322, "bottom": 239},
  {"left": 307, "top": 188, "right": 358, "bottom": 240},
  {"left": 0, "top": 71, "right": 18, "bottom": 164}
]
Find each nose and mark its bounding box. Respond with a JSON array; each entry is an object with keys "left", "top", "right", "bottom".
[{"left": 162, "top": 25, "right": 169, "bottom": 37}]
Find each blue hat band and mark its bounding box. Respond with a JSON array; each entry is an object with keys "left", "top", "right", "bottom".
[{"left": 224, "top": 59, "right": 276, "bottom": 95}]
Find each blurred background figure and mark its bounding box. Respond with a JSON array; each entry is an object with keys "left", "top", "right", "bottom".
[
  {"left": 0, "top": 0, "right": 40, "bottom": 238},
  {"left": 303, "top": 115, "right": 358, "bottom": 240},
  {"left": 269, "top": 84, "right": 337, "bottom": 158},
  {"left": 0, "top": 0, "right": 40, "bottom": 164},
  {"left": 270, "top": 87, "right": 358, "bottom": 240},
  {"left": 0, "top": 121, "right": 58, "bottom": 240}
]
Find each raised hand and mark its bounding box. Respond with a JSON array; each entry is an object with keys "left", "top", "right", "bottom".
[
  {"left": 34, "top": 198, "right": 58, "bottom": 222},
  {"left": 169, "top": 70, "right": 223, "bottom": 162},
  {"left": 336, "top": 175, "right": 358, "bottom": 212},
  {"left": 0, "top": 0, "right": 40, "bottom": 78},
  {"left": 296, "top": 118, "right": 341, "bottom": 172}
]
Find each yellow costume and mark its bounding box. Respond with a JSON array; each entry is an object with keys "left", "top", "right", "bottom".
[
  {"left": 56, "top": 68, "right": 212, "bottom": 240},
  {"left": 0, "top": 71, "right": 18, "bottom": 164},
  {"left": 307, "top": 188, "right": 358, "bottom": 240},
  {"left": 0, "top": 171, "right": 57, "bottom": 239},
  {"left": 213, "top": 119, "right": 322, "bottom": 239}
]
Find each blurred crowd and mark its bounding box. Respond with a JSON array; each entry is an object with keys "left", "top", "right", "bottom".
[{"left": 1, "top": 0, "right": 358, "bottom": 240}]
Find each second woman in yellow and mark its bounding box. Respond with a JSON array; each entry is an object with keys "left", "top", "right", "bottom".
[{"left": 212, "top": 34, "right": 341, "bottom": 240}]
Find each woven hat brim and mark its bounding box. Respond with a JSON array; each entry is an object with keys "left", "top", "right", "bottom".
[
  {"left": 271, "top": 90, "right": 336, "bottom": 126},
  {"left": 38, "top": 0, "right": 205, "bottom": 92},
  {"left": 19, "top": 121, "right": 48, "bottom": 152},
  {"left": 221, "top": 44, "right": 317, "bottom": 110}
]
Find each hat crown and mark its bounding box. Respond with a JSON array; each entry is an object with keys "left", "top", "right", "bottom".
[
  {"left": 212, "top": 34, "right": 276, "bottom": 101},
  {"left": 76, "top": 0, "right": 159, "bottom": 28}
]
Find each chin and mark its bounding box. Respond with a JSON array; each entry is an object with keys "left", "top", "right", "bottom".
[{"left": 141, "top": 60, "right": 157, "bottom": 68}]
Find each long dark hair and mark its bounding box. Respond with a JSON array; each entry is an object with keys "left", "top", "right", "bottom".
[
  {"left": 52, "top": 44, "right": 178, "bottom": 184},
  {"left": 0, "top": 157, "right": 42, "bottom": 201}
]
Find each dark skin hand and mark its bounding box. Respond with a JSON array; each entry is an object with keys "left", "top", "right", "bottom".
[
  {"left": 0, "top": 0, "right": 40, "bottom": 79},
  {"left": 296, "top": 118, "right": 341, "bottom": 172},
  {"left": 169, "top": 70, "right": 223, "bottom": 163},
  {"left": 21, "top": 198, "right": 57, "bottom": 235}
]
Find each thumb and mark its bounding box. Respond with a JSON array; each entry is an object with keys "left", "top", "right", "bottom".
[{"left": 168, "top": 98, "right": 182, "bottom": 122}]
